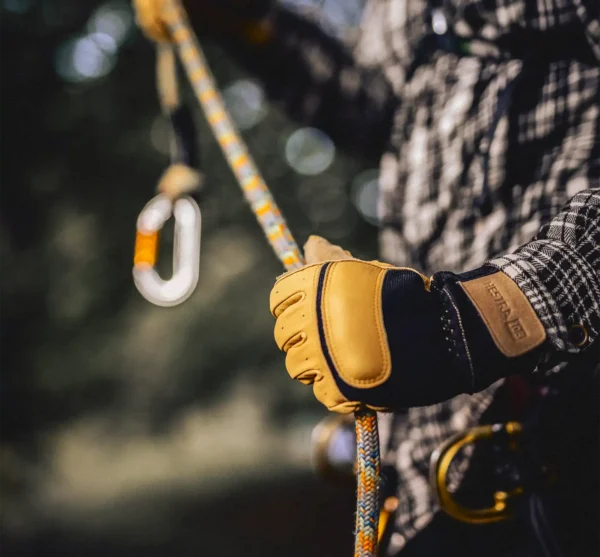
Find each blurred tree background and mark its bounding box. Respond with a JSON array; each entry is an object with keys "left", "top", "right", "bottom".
[{"left": 0, "top": 0, "right": 379, "bottom": 555}]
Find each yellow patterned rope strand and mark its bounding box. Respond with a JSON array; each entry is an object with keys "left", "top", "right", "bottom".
[
  {"left": 157, "top": 2, "right": 380, "bottom": 554},
  {"left": 161, "top": 0, "right": 303, "bottom": 272}
]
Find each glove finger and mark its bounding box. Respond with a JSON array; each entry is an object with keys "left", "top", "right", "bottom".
[
  {"left": 313, "top": 374, "right": 359, "bottom": 414},
  {"left": 270, "top": 265, "right": 320, "bottom": 317},
  {"left": 285, "top": 338, "right": 321, "bottom": 381},
  {"left": 304, "top": 235, "right": 354, "bottom": 265},
  {"left": 274, "top": 299, "right": 309, "bottom": 351}
]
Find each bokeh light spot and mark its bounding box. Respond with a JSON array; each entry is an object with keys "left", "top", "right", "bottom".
[
  {"left": 285, "top": 128, "right": 335, "bottom": 176},
  {"left": 55, "top": 35, "right": 117, "bottom": 83},
  {"left": 351, "top": 169, "right": 380, "bottom": 226},
  {"left": 88, "top": 1, "right": 134, "bottom": 47},
  {"left": 89, "top": 32, "right": 118, "bottom": 54},
  {"left": 222, "top": 80, "right": 267, "bottom": 131}
]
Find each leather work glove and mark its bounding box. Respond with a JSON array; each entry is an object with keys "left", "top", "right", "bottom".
[{"left": 270, "top": 236, "right": 547, "bottom": 413}]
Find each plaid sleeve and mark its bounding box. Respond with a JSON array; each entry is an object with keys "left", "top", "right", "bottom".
[
  {"left": 226, "top": 1, "right": 399, "bottom": 161},
  {"left": 571, "top": 0, "right": 600, "bottom": 61},
  {"left": 488, "top": 189, "right": 600, "bottom": 362}
]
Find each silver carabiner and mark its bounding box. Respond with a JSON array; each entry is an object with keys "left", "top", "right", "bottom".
[{"left": 133, "top": 193, "right": 201, "bottom": 307}]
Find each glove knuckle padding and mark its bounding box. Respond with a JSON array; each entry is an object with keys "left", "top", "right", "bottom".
[
  {"left": 322, "top": 261, "right": 392, "bottom": 388},
  {"left": 270, "top": 264, "right": 321, "bottom": 317},
  {"left": 274, "top": 300, "right": 306, "bottom": 350},
  {"left": 285, "top": 337, "right": 318, "bottom": 379},
  {"left": 271, "top": 265, "right": 317, "bottom": 352},
  {"left": 271, "top": 265, "right": 328, "bottom": 384}
]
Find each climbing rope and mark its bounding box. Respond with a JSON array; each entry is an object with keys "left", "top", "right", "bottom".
[
  {"left": 133, "top": 1, "right": 381, "bottom": 554},
  {"left": 355, "top": 409, "right": 381, "bottom": 556}
]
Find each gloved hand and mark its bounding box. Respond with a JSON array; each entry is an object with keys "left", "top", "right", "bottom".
[
  {"left": 134, "top": 0, "right": 274, "bottom": 44},
  {"left": 270, "top": 236, "right": 547, "bottom": 413}
]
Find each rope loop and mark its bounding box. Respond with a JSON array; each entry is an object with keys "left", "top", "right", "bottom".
[{"left": 133, "top": 0, "right": 172, "bottom": 43}]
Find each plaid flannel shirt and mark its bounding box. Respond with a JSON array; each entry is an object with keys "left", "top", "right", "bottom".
[{"left": 229, "top": 0, "right": 600, "bottom": 552}]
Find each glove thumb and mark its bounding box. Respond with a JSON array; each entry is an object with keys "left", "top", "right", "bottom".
[{"left": 304, "top": 235, "right": 354, "bottom": 265}]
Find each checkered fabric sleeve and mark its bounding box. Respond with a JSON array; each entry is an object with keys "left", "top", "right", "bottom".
[
  {"left": 572, "top": 0, "right": 600, "bottom": 60},
  {"left": 489, "top": 189, "right": 600, "bottom": 362}
]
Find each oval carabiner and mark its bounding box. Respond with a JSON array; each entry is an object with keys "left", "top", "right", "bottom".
[
  {"left": 429, "top": 422, "right": 524, "bottom": 524},
  {"left": 133, "top": 193, "right": 201, "bottom": 307}
]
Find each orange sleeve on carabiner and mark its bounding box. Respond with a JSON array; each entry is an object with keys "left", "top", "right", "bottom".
[{"left": 134, "top": 231, "right": 159, "bottom": 267}]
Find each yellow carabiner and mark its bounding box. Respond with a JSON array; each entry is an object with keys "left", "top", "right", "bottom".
[
  {"left": 133, "top": 193, "right": 201, "bottom": 307},
  {"left": 429, "top": 422, "right": 524, "bottom": 524}
]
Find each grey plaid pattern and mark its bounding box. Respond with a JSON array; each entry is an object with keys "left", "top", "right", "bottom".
[
  {"left": 243, "top": 0, "right": 599, "bottom": 552},
  {"left": 490, "top": 191, "right": 600, "bottom": 357}
]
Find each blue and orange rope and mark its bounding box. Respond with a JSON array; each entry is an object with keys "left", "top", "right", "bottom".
[
  {"left": 355, "top": 409, "right": 381, "bottom": 556},
  {"left": 137, "top": 1, "right": 381, "bottom": 554}
]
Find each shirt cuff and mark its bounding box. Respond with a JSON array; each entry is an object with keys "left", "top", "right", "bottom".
[{"left": 488, "top": 239, "right": 600, "bottom": 357}]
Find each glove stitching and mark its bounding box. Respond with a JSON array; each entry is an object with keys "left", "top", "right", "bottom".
[
  {"left": 312, "top": 261, "right": 326, "bottom": 384},
  {"left": 322, "top": 261, "right": 339, "bottom": 379},
  {"left": 372, "top": 267, "right": 392, "bottom": 384}
]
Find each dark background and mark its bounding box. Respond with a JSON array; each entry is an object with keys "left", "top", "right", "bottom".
[{"left": 0, "top": 0, "right": 380, "bottom": 555}]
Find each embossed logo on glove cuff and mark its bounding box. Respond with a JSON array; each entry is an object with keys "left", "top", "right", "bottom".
[{"left": 460, "top": 272, "right": 546, "bottom": 357}]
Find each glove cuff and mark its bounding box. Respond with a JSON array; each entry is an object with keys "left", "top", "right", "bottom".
[{"left": 432, "top": 266, "right": 547, "bottom": 392}]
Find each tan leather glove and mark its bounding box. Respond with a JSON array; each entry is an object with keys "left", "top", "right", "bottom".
[
  {"left": 304, "top": 234, "right": 354, "bottom": 265},
  {"left": 270, "top": 237, "right": 547, "bottom": 413}
]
